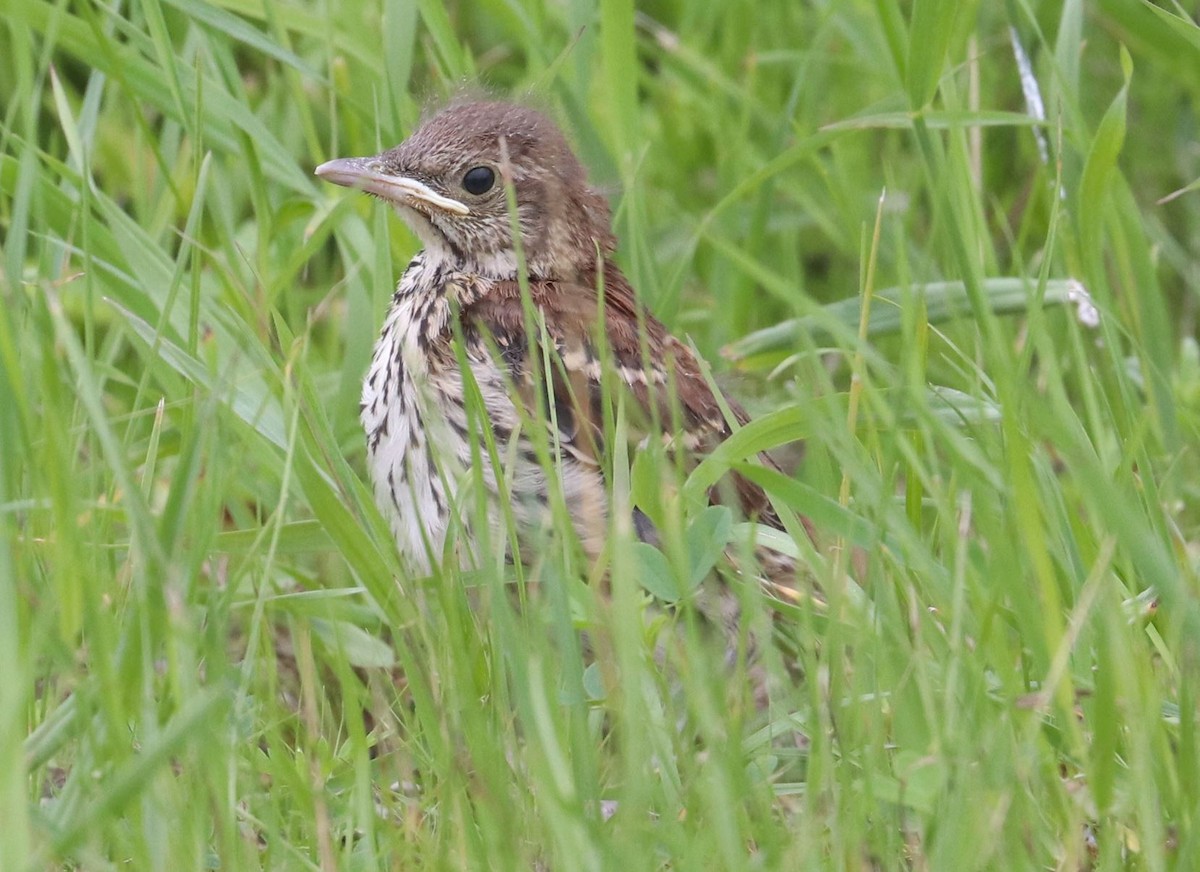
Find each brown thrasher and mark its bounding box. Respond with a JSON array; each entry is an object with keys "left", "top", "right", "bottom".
[{"left": 316, "top": 100, "right": 811, "bottom": 588}]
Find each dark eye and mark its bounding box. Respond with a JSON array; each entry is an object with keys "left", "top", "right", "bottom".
[{"left": 462, "top": 166, "right": 495, "bottom": 196}]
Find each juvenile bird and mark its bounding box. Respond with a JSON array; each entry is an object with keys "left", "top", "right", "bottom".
[{"left": 316, "top": 100, "right": 811, "bottom": 582}]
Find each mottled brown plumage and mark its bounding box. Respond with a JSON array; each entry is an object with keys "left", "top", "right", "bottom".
[{"left": 316, "top": 100, "right": 811, "bottom": 586}]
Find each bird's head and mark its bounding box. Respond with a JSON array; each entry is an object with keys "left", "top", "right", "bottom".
[{"left": 316, "top": 101, "right": 615, "bottom": 280}]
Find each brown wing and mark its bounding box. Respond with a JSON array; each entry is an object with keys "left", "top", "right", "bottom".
[{"left": 462, "top": 261, "right": 813, "bottom": 543}]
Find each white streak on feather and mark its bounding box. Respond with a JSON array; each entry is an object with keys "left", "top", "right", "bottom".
[{"left": 362, "top": 250, "right": 608, "bottom": 570}]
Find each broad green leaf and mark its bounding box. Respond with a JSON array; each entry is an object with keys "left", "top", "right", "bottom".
[
  {"left": 685, "top": 505, "right": 733, "bottom": 590},
  {"left": 633, "top": 541, "right": 681, "bottom": 603},
  {"left": 310, "top": 618, "right": 396, "bottom": 669}
]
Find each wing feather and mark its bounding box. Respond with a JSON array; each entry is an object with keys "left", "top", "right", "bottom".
[{"left": 460, "top": 261, "right": 812, "bottom": 542}]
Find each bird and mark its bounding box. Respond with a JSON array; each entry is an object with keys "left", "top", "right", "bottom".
[{"left": 315, "top": 99, "right": 812, "bottom": 588}]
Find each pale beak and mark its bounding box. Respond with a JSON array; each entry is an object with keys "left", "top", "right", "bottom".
[{"left": 314, "top": 157, "right": 470, "bottom": 215}]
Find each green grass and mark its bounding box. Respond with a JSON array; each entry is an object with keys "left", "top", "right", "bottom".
[{"left": 4, "top": 0, "right": 1200, "bottom": 868}]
